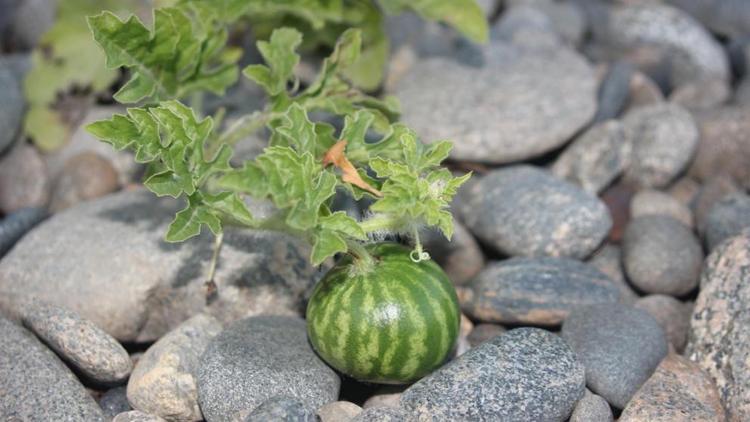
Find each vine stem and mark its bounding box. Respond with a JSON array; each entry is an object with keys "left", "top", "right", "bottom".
[{"left": 206, "top": 232, "right": 224, "bottom": 284}]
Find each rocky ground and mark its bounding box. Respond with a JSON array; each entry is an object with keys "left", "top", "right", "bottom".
[{"left": 2, "top": 0, "right": 750, "bottom": 421}]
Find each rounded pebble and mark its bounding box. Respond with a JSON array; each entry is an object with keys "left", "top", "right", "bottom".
[{"left": 622, "top": 216, "right": 703, "bottom": 296}]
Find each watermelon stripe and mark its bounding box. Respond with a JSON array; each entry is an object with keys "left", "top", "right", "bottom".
[{"left": 307, "top": 243, "right": 460, "bottom": 384}]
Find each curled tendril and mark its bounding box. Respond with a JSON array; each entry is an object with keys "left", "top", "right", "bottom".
[{"left": 410, "top": 249, "right": 431, "bottom": 263}]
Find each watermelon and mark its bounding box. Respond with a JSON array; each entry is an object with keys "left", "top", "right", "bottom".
[{"left": 306, "top": 242, "right": 460, "bottom": 384}]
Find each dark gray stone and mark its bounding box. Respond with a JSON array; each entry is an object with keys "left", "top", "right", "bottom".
[
  {"left": 245, "top": 397, "right": 317, "bottom": 422},
  {"left": 20, "top": 300, "right": 132, "bottom": 385},
  {"left": 704, "top": 193, "right": 750, "bottom": 252},
  {"left": 99, "top": 387, "right": 132, "bottom": 419},
  {"left": 464, "top": 257, "right": 620, "bottom": 325},
  {"left": 0, "top": 142, "right": 51, "bottom": 214},
  {"left": 666, "top": 0, "right": 750, "bottom": 38},
  {"left": 622, "top": 103, "right": 699, "bottom": 189},
  {"left": 693, "top": 174, "right": 742, "bottom": 234},
  {"left": 351, "top": 406, "right": 409, "bottom": 422},
  {"left": 492, "top": 4, "right": 561, "bottom": 48},
  {"left": 0, "top": 58, "right": 24, "bottom": 154},
  {"left": 569, "top": 389, "right": 613, "bottom": 422},
  {"left": 0, "top": 207, "right": 46, "bottom": 257},
  {"left": 0, "top": 317, "right": 106, "bottom": 421},
  {"left": 587, "top": 244, "right": 640, "bottom": 304},
  {"left": 687, "top": 231, "right": 750, "bottom": 421},
  {"left": 622, "top": 216, "right": 703, "bottom": 296},
  {"left": 401, "top": 328, "right": 585, "bottom": 421},
  {"left": 594, "top": 61, "right": 634, "bottom": 122},
  {"left": 561, "top": 303, "right": 668, "bottom": 409},
  {"left": 503, "top": 0, "right": 587, "bottom": 46},
  {"left": 635, "top": 295, "right": 692, "bottom": 353},
  {"left": 0, "top": 189, "right": 323, "bottom": 342},
  {"left": 197, "top": 316, "right": 340, "bottom": 422},
  {"left": 459, "top": 166, "right": 611, "bottom": 259},
  {"left": 395, "top": 40, "right": 596, "bottom": 164},
  {"left": 127, "top": 313, "right": 223, "bottom": 421},
  {"left": 551, "top": 120, "right": 631, "bottom": 194}
]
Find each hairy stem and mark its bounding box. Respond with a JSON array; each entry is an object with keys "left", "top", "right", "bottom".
[
  {"left": 346, "top": 240, "right": 375, "bottom": 275},
  {"left": 359, "top": 213, "right": 406, "bottom": 234},
  {"left": 216, "top": 110, "right": 272, "bottom": 147},
  {"left": 206, "top": 231, "right": 224, "bottom": 283}
]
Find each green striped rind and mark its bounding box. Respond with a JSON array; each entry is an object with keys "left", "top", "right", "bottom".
[{"left": 306, "top": 242, "right": 460, "bottom": 384}]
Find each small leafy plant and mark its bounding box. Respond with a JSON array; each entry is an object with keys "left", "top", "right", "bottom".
[{"left": 86, "top": 2, "right": 476, "bottom": 383}]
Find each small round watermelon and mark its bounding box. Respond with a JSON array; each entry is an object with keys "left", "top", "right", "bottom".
[{"left": 306, "top": 242, "right": 460, "bottom": 384}]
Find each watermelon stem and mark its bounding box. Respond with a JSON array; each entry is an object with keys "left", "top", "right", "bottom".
[{"left": 346, "top": 240, "right": 376, "bottom": 275}]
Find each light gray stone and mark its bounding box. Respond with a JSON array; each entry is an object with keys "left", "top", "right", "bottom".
[
  {"left": 0, "top": 189, "right": 323, "bottom": 342},
  {"left": 197, "top": 316, "right": 340, "bottom": 422}
]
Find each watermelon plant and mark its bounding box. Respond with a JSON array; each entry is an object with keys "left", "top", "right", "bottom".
[{"left": 85, "top": 2, "right": 478, "bottom": 383}]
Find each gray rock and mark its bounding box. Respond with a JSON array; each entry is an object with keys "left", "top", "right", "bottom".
[
  {"left": 0, "top": 317, "right": 106, "bottom": 421},
  {"left": 620, "top": 354, "right": 726, "bottom": 422},
  {"left": 594, "top": 3, "right": 729, "bottom": 97},
  {"left": 100, "top": 387, "right": 132, "bottom": 419},
  {"left": 504, "top": 0, "right": 587, "bottom": 46},
  {"left": 593, "top": 61, "right": 634, "bottom": 122},
  {"left": 0, "top": 189, "right": 322, "bottom": 342},
  {"left": 464, "top": 257, "right": 620, "bottom": 325},
  {"left": 113, "top": 411, "right": 167, "bottom": 422},
  {"left": 245, "top": 397, "right": 317, "bottom": 422},
  {"left": 635, "top": 295, "right": 692, "bottom": 353},
  {"left": 622, "top": 103, "right": 699, "bottom": 189},
  {"left": 622, "top": 216, "right": 703, "bottom": 296},
  {"left": 551, "top": 120, "right": 631, "bottom": 194},
  {"left": 8, "top": 0, "right": 55, "bottom": 49},
  {"left": 46, "top": 107, "right": 142, "bottom": 186},
  {"left": 197, "top": 316, "right": 340, "bottom": 422},
  {"left": 705, "top": 193, "right": 750, "bottom": 252},
  {"left": 687, "top": 231, "right": 750, "bottom": 421},
  {"left": 395, "top": 40, "right": 596, "bottom": 164},
  {"left": 317, "top": 401, "right": 362, "bottom": 422},
  {"left": 561, "top": 303, "right": 669, "bottom": 409},
  {"left": 666, "top": 0, "right": 750, "bottom": 38},
  {"left": 569, "top": 389, "right": 613, "bottom": 422},
  {"left": 401, "top": 328, "right": 585, "bottom": 421},
  {"left": 0, "top": 142, "right": 50, "bottom": 214},
  {"left": 467, "top": 323, "right": 506, "bottom": 347},
  {"left": 669, "top": 78, "right": 731, "bottom": 111},
  {"left": 587, "top": 244, "right": 640, "bottom": 304},
  {"left": 20, "top": 300, "right": 132, "bottom": 385},
  {"left": 351, "top": 407, "right": 409, "bottom": 422},
  {"left": 667, "top": 177, "right": 701, "bottom": 207},
  {"left": 624, "top": 70, "right": 665, "bottom": 112},
  {"left": 459, "top": 166, "right": 611, "bottom": 259},
  {"left": 0, "top": 207, "right": 46, "bottom": 257},
  {"left": 50, "top": 152, "right": 120, "bottom": 212},
  {"left": 421, "top": 222, "right": 484, "bottom": 285},
  {"left": 492, "top": 4, "right": 562, "bottom": 48},
  {"left": 693, "top": 174, "right": 742, "bottom": 234},
  {"left": 689, "top": 106, "right": 750, "bottom": 190},
  {"left": 630, "top": 189, "right": 694, "bottom": 228},
  {"left": 127, "top": 313, "right": 223, "bottom": 421},
  {"left": 0, "top": 58, "right": 24, "bottom": 154},
  {"left": 363, "top": 386, "right": 404, "bottom": 409}
]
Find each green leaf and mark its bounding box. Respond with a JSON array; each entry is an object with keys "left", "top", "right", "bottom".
[
  {"left": 377, "top": 0, "right": 489, "bottom": 43},
  {"left": 243, "top": 27, "right": 302, "bottom": 96},
  {"left": 165, "top": 194, "right": 222, "bottom": 242},
  {"left": 310, "top": 211, "right": 366, "bottom": 265},
  {"left": 202, "top": 192, "right": 255, "bottom": 227},
  {"left": 217, "top": 146, "right": 337, "bottom": 231},
  {"left": 87, "top": 6, "right": 239, "bottom": 104}
]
